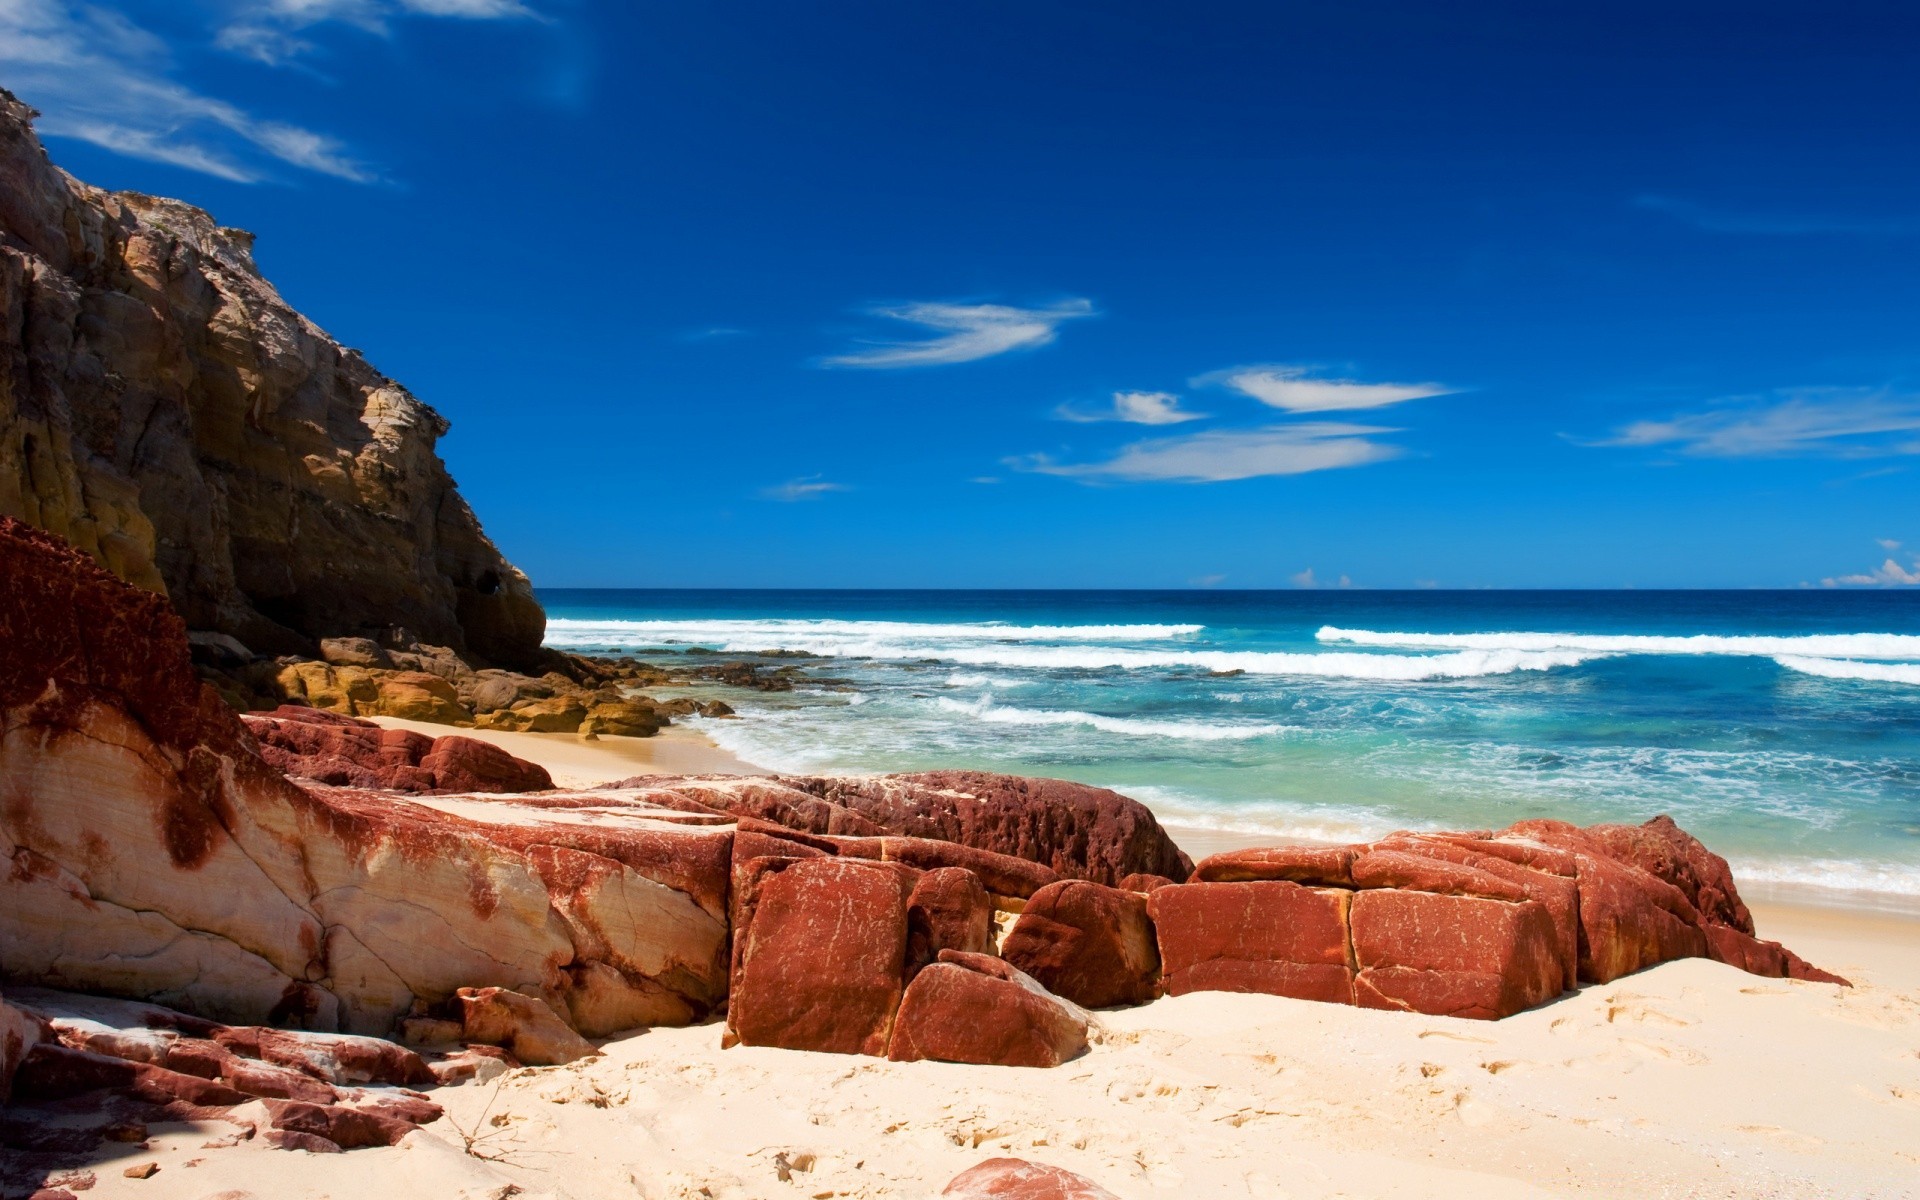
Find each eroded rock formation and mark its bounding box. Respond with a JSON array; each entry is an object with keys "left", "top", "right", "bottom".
[{"left": 0, "top": 91, "right": 542, "bottom": 665}]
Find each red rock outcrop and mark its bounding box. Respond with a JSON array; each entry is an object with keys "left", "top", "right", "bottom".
[
  {"left": 0, "top": 92, "right": 543, "bottom": 665},
  {"left": 725, "top": 857, "right": 920, "bottom": 1056},
  {"left": 1001, "top": 881, "right": 1161, "bottom": 1009},
  {"left": 887, "top": 951, "right": 1090, "bottom": 1069},
  {"left": 4, "top": 988, "right": 441, "bottom": 1155},
  {"left": 942, "top": 1157, "right": 1120, "bottom": 1199},
  {"left": 907, "top": 867, "right": 996, "bottom": 979},
  {"left": 1, "top": 517, "right": 729, "bottom": 1036},
  {"left": 454, "top": 987, "right": 598, "bottom": 1066},
  {"left": 1158, "top": 819, "right": 1844, "bottom": 1018},
  {"left": 243, "top": 706, "right": 553, "bottom": 793}
]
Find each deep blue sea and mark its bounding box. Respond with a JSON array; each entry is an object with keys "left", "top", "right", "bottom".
[{"left": 538, "top": 590, "right": 1920, "bottom": 901}]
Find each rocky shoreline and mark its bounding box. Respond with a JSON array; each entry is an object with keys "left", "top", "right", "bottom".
[{"left": 0, "top": 513, "right": 1850, "bottom": 1198}]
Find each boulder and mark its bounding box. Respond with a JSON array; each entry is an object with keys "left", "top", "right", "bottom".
[
  {"left": 941, "top": 1157, "right": 1121, "bottom": 1199},
  {"left": 1001, "top": 881, "right": 1160, "bottom": 1008},
  {"left": 906, "top": 867, "right": 995, "bottom": 978},
  {"left": 1192, "top": 844, "right": 1356, "bottom": 885},
  {"left": 1350, "top": 890, "right": 1565, "bottom": 1019},
  {"left": 726, "top": 857, "right": 919, "bottom": 1056},
  {"left": 0, "top": 93, "right": 544, "bottom": 666},
  {"left": 887, "top": 951, "right": 1090, "bottom": 1068},
  {"left": 455, "top": 987, "right": 599, "bottom": 1066},
  {"left": 243, "top": 707, "right": 553, "bottom": 793},
  {"left": 1149, "top": 881, "right": 1355, "bottom": 1003}
]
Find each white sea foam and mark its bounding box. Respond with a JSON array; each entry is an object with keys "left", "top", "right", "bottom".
[
  {"left": 1320, "top": 626, "right": 1920, "bottom": 660},
  {"left": 547, "top": 617, "right": 1204, "bottom": 646},
  {"left": 1773, "top": 655, "right": 1920, "bottom": 684},
  {"left": 907, "top": 645, "right": 1600, "bottom": 679},
  {"left": 933, "top": 697, "right": 1297, "bottom": 741},
  {"left": 944, "top": 673, "right": 1033, "bottom": 688},
  {"left": 1727, "top": 855, "right": 1920, "bottom": 898}
]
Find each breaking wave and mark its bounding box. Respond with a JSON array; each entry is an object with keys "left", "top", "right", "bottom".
[
  {"left": 932, "top": 697, "right": 1297, "bottom": 741},
  {"left": 1319, "top": 626, "right": 1920, "bottom": 660},
  {"left": 1773, "top": 656, "right": 1920, "bottom": 685}
]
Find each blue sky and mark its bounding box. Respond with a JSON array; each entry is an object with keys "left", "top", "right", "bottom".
[{"left": 6, "top": 1, "right": 1920, "bottom": 588}]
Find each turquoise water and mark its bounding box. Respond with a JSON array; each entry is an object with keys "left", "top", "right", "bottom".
[{"left": 539, "top": 590, "right": 1920, "bottom": 898}]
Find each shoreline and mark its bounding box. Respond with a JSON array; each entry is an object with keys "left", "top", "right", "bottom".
[{"left": 387, "top": 715, "right": 1920, "bottom": 931}]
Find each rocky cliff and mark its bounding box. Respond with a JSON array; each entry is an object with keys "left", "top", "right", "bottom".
[{"left": 0, "top": 90, "right": 543, "bottom": 667}]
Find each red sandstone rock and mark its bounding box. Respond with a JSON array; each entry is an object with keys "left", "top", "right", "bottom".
[
  {"left": 1149, "top": 881, "right": 1355, "bottom": 1003},
  {"left": 726, "top": 858, "right": 920, "bottom": 1056},
  {"left": 1578, "top": 814, "right": 1755, "bottom": 933},
  {"left": 887, "top": 951, "right": 1090, "bottom": 1068},
  {"left": 1118, "top": 873, "right": 1176, "bottom": 893},
  {"left": 243, "top": 707, "right": 552, "bottom": 794},
  {"left": 2, "top": 519, "right": 731, "bottom": 1037},
  {"left": 1, "top": 994, "right": 47, "bottom": 1105},
  {"left": 456, "top": 988, "right": 599, "bottom": 1066},
  {"left": 1373, "top": 835, "right": 1583, "bottom": 991},
  {"left": 1001, "top": 881, "right": 1161, "bottom": 1008},
  {"left": 1350, "top": 890, "right": 1565, "bottom": 1019},
  {"left": 907, "top": 868, "right": 995, "bottom": 979},
  {"left": 837, "top": 834, "right": 1061, "bottom": 900},
  {"left": 1192, "top": 844, "right": 1356, "bottom": 885},
  {"left": 261, "top": 1099, "right": 416, "bottom": 1149},
  {"left": 1702, "top": 925, "right": 1850, "bottom": 985},
  {"left": 745, "top": 771, "right": 1192, "bottom": 885},
  {"left": 941, "top": 1156, "right": 1121, "bottom": 1199},
  {"left": 1500, "top": 823, "right": 1710, "bottom": 983}
]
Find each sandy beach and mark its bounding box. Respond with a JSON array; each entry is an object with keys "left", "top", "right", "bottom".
[{"left": 64, "top": 722, "right": 1904, "bottom": 1200}]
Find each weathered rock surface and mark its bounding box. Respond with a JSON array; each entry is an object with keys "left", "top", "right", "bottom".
[
  {"left": 0, "top": 92, "right": 543, "bottom": 666},
  {"left": 1, "top": 991, "right": 46, "bottom": 1105},
  {"left": 725, "top": 857, "right": 919, "bottom": 1056},
  {"left": 1, "top": 517, "right": 730, "bottom": 1037},
  {"left": 242, "top": 706, "right": 553, "bottom": 793},
  {"left": 941, "top": 1157, "right": 1121, "bottom": 1199},
  {"left": 906, "top": 867, "right": 996, "bottom": 979},
  {"left": 454, "top": 987, "right": 598, "bottom": 1066},
  {"left": 1001, "top": 880, "right": 1161, "bottom": 1009},
  {"left": 610, "top": 771, "right": 1188, "bottom": 888},
  {"left": 1159, "top": 819, "right": 1845, "bottom": 1018},
  {"left": 887, "top": 950, "right": 1090, "bottom": 1068},
  {"left": 3, "top": 988, "right": 441, "bottom": 1158}
]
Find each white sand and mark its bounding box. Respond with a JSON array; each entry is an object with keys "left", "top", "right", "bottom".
[
  {"left": 367, "top": 716, "right": 768, "bottom": 786},
  {"left": 69, "top": 725, "right": 1920, "bottom": 1199}
]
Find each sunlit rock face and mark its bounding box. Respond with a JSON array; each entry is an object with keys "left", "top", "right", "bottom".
[{"left": 0, "top": 91, "right": 543, "bottom": 667}]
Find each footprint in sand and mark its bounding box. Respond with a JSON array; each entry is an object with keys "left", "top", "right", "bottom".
[
  {"left": 1479, "top": 1060, "right": 1523, "bottom": 1076},
  {"left": 1604, "top": 999, "right": 1693, "bottom": 1028},
  {"left": 1417, "top": 1028, "right": 1494, "bottom": 1045},
  {"left": 1618, "top": 1037, "right": 1708, "bottom": 1066},
  {"left": 1732, "top": 1124, "right": 1826, "bottom": 1150}
]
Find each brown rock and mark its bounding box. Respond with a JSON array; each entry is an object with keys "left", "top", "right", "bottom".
[
  {"left": 1001, "top": 881, "right": 1160, "bottom": 1008},
  {"left": 887, "top": 951, "right": 1090, "bottom": 1068},
  {"left": 1, "top": 992, "right": 47, "bottom": 1104},
  {"left": 1192, "top": 844, "right": 1356, "bottom": 885},
  {"left": 906, "top": 867, "right": 995, "bottom": 979},
  {"left": 726, "top": 858, "right": 918, "bottom": 1056},
  {"left": 1149, "top": 881, "right": 1355, "bottom": 1003},
  {"left": 456, "top": 988, "right": 599, "bottom": 1066},
  {"left": 1350, "top": 890, "right": 1565, "bottom": 1019},
  {"left": 1117, "top": 872, "right": 1176, "bottom": 893},
  {"left": 261, "top": 1099, "right": 415, "bottom": 1149},
  {"left": 941, "top": 1157, "right": 1121, "bottom": 1199},
  {"left": 418, "top": 736, "right": 552, "bottom": 793},
  {"left": 0, "top": 95, "right": 544, "bottom": 666}
]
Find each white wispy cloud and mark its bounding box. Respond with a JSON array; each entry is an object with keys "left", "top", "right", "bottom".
[
  {"left": 1590, "top": 389, "right": 1920, "bottom": 458},
  {"left": 0, "top": 0, "right": 533, "bottom": 181},
  {"left": 1055, "top": 390, "right": 1205, "bottom": 425},
  {"left": 763, "top": 476, "right": 849, "bottom": 501},
  {"left": 822, "top": 300, "right": 1093, "bottom": 369},
  {"left": 218, "top": 0, "right": 536, "bottom": 66},
  {"left": 1199, "top": 364, "right": 1455, "bottom": 413},
  {"left": 1008, "top": 423, "right": 1400, "bottom": 484}
]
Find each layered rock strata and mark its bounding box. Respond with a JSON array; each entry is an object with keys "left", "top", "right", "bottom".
[{"left": 0, "top": 92, "right": 542, "bottom": 665}]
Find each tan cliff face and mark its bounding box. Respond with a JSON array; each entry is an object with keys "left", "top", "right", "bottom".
[{"left": 0, "top": 90, "right": 544, "bottom": 667}]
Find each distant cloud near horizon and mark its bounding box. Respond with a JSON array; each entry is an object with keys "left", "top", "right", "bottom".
[
  {"left": 1008, "top": 423, "right": 1400, "bottom": 484},
  {"left": 1055, "top": 390, "right": 1205, "bottom": 425},
  {"left": 1202, "top": 365, "right": 1455, "bottom": 413},
  {"left": 1823, "top": 539, "right": 1920, "bottom": 587},
  {"left": 821, "top": 300, "right": 1093, "bottom": 368},
  {"left": 1590, "top": 389, "right": 1920, "bottom": 458},
  {"left": 763, "top": 476, "right": 849, "bottom": 501},
  {"left": 0, "top": 0, "right": 534, "bottom": 182}
]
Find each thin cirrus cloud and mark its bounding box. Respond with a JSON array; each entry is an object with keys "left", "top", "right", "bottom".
[
  {"left": 1588, "top": 389, "right": 1920, "bottom": 458},
  {"left": 1054, "top": 390, "right": 1206, "bottom": 425},
  {"left": 762, "top": 476, "right": 849, "bottom": 502},
  {"left": 1199, "top": 365, "right": 1456, "bottom": 413},
  {"left": 821, "top": 300, "right": 1094, "bottom": 369},
  {"left": 0, "top": 0, "right": 534, "bottom": 182},
  {"left": 1007, "top": 423, "right": 1402, "bottom": 484}
]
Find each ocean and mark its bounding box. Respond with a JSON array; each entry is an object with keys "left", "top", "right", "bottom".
[{"left": 538, "top": 589, "right": 1920, "bottom": 902}]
